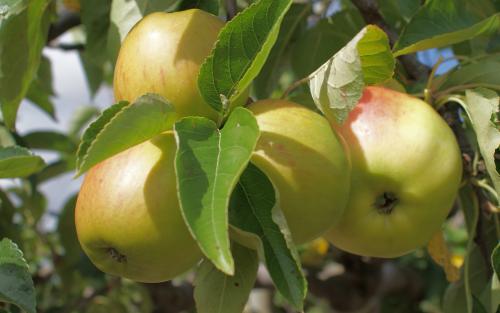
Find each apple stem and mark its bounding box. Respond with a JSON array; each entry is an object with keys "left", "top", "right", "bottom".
[{"left": 374, "top": 192, "right": 398, "bottom": 215}]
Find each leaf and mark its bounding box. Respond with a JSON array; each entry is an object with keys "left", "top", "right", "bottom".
[
  {"left": 0, "top": 0, "right": 52, "bottom": 129},
  {"left": 291, "top": 9, "right": 365, "bottom": 78},
  {"left": 0, "top": 238, "right": 36, "bottom": 313},
  {"left": 198, "top": 0, "right": 293, "bottom": 113},
  {"left": 174, "top": 107, "right": 260, "bottom": 275},
  {"left": 23, "top": 131, "right": 77, "bottom": 154},
  {"left": 68, "top": 106, "right": 101, "bottom": 139},
  {"left": 427, "top": 230, "right": 461, "bottom": 282},
  {"left": 179, "top": 0, "right": 219, "bottom": 15},
  {"left": 107, "top": 0, "right": 179, "bottom": 63},
  {"left": 493, "top": 244, "right": 500, "bottom": 281},
  {"left": 194, "top": 243, "right": 258, "bottom": 313},
  {"left": 0, "top": 146, "right": 45, "bottom": 178},
  {"left": 309, "top": 25, "right": 394, "bottom": 123},
  {"left": 438, "top": 59, "right": 500, "bottom": 91},
  {"left": 377, "top": 0, "right": 420, "bottom": 31},
  {"left": 229, "top": 163, "right": 306, "bottom": 310},
  {"left": 76, "top": 94, "right": 176, "bottom": 176},
  {"left": 254, "top": 2, "right": 312, "bottom": 98},
  {"left": 0, "top": 125, "right": 16, "bottom": 147},
  {"left": 26, "top": 55, "right": 55, "bottom": 119},
  {"left": 80, "top": 0, "right": 112, "bottom": 95},
  {"left": 57, "top": 195, "right": 81, "bottom": 267},
  {"left": 393, "top": 0, "right": 500, "bottom": 56},
  {"left": 36, "top": 157, "right": 76, "bottom": 183},
  {"left": 458, "top": 184, "right": 483, "bottom": 313},
  {"left": 462, "top": 89, "right": 500, "bottom": 199}
]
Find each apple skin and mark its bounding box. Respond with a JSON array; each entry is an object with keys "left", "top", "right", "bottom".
[
  {"left": 75, "top": 132, "right": 202, "bottom": 283},
  {"left": 325, "top": 86, "right": 463, "bottom": 258},
  {"left": 248, "top": 99, "right": 351, "bottom": 244},
  {"left": 114, "top": 9, "right": 232, "bottom": 121}
]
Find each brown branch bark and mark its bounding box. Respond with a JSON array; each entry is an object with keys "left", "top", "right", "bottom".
[
  {"left": 225, "top": 0, "right": 238, "bottom": 20},
  {"left": 47, "top": 12, "right": 81, "bottom": 43}
]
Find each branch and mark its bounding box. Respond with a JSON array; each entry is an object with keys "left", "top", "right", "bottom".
[
  {"left": 350, "top": 0, "right": 430, "bottom": 81},
  {"left": 225, "top": 0, "right": 238, "bottom": 20},
  {"left": 47, "top": 12, "right": 81, "bottom": 43},
  {"left": 50, "top": 43, "right": 85, "bottom": 51}
]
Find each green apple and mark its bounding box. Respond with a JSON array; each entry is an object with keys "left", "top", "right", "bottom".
[
  {"left": 114, "top": 9, "right": 228, "bottom": 121},
  {"left": 75, "top": 132, "right": 202, "bottom": 283},
  {"left": 325, "top": 86, "right": 463, "bottom": 258},
  {"left": 248, "top": 99, "right": 351, "bottom": 244}
]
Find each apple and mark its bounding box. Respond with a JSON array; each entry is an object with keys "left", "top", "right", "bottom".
[
  {"left": 248, "top": 99, "right": 351, "bottom": 244},
  {"left": 325, "top": 86, "right": 463, "bottom": 258},
  {"left": 114, "top": 9, "right": 234, "bottom": 121},
  {"left": 75, "top": 132, "right": 202, "bottom": 283}
]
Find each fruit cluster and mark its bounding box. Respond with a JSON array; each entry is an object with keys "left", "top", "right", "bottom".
[{"left": 75, "top": 9, "right": 462, "bottom": 283}]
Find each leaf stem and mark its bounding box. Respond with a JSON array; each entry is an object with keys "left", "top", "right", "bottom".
[
  {"left": 471, "top": 178, "right": 499, "bottom": 204},
  {"left": 424, "top": 56, "right": 444, "bottom": 105},
  {"left": 281, "top": 76, "right": 311, "bottom": 99}
]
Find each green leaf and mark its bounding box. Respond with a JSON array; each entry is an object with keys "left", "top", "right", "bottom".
[
  {"left": 179, "top": 0, "right": 219, "bottom": 15},
  {"left": 377, "top": 0, "right": 420, "bottom": 31},
  {"left": 26, "top": 55, "right": 55, "bottom": 119},
  {"left": 0, "top": 190, "right": 20, "bottom": 244},
  {"left": 198, "top": 0, "right": 293, "bottom": 112},
  {"left": 80, "top": 0, "right": 112, "bottom": 95},
  {"left": 229, "top": 163, "right": 306, "bottom": 310},
  {"left": 254, "top": 2, "right": 312, "bottom": 98},
  {"left": 457, "top": 184, "right": 494, "bottom": 313},
  {"left": 291, "top": 9, "right": 365, "bottom": 78},
  {"left": 393, "top": 0, "right": 500, "bottom": 56},
  {"left": 194, "top": 243, "right": 258, "bottom": 313},
  {"left": 23, "top": 131, "right": 77, "bottom": 154},
  {"left": 76, "top": 94, "right": 176, "bottom": 176},
  {"left": 438, "top": 59, "right": 500, "bottom": 91},
  {"left": 174, "top": 107, "right": 260, "bottom": 275},
  {"left": 107, "top": 0, "right": 179, "bottom": 63},
  {"left": 0, "top": 0, "right": 52, "bottom": 129},
  {"left": 309, "top": 25, "right": 394, "bottom": 122},
  {"left": 0, "top": 238, "right": 36, "bottom": 313},
  {"left": 0, "top": 126, "right": 16, "bottom": 147},
  {"left": 36, "top": 157, "right": 76, "bottom": 183},
  {"left": 462, "top": 89, "right": 500, "bottom": 200},
  {"left": 68, "top": 105, "right": 101, "bottom": 139},
  {"left": 493, "top": 244, "right": 500, "bottom": 281},
  {"left": 0, "top": 146, "right": 45, "bottom": 178},
  {"left": 57, "top": 195, "right": 81, "bottom": 267}
]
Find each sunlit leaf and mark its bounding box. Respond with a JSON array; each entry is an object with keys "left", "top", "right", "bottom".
[
  {"left": 198, "top": 0, "right": 293, "bottom": 113},
  {"left": 309, "top": 25, "right": 394, "bottom": 122},
  {"left": 0, "top": 0, "right": 52, "bottom": 129},
  {"left": 174, "top": 107, "right": 260, "bottom": 275},
  {"left": 76, "top": 94, "right": 176, "bottom": 176}
]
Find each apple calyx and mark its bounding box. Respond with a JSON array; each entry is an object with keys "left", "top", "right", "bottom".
[
  {"left": 107, "top": 247, "right": 127, "bottom": 263},
  {"left": 373, "top": 192, "right": 398, "bottom": 215}
]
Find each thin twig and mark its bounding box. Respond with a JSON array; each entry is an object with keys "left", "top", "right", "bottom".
[
  {"left": 225, "top": 0, "right": 238, "bottom": 20},
  {"left": 281, "top": 76, "right": 311, "bottom": 99},
  {"left": 434, "top": 83, "right": 500, "bottom": 100}
]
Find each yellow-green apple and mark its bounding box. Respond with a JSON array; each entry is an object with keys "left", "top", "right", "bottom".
[
  {"left": 75, "top": 132, "right": 202, "bottom": 283},
  {"left": 325, "top": 86, "right": 463, "bottom": 258},
  {"left": 114, "top": 9, "right": 238, "bottom": 121},
  {"left": 248, "top": 99, "right": 351, "bottom": 244}
]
